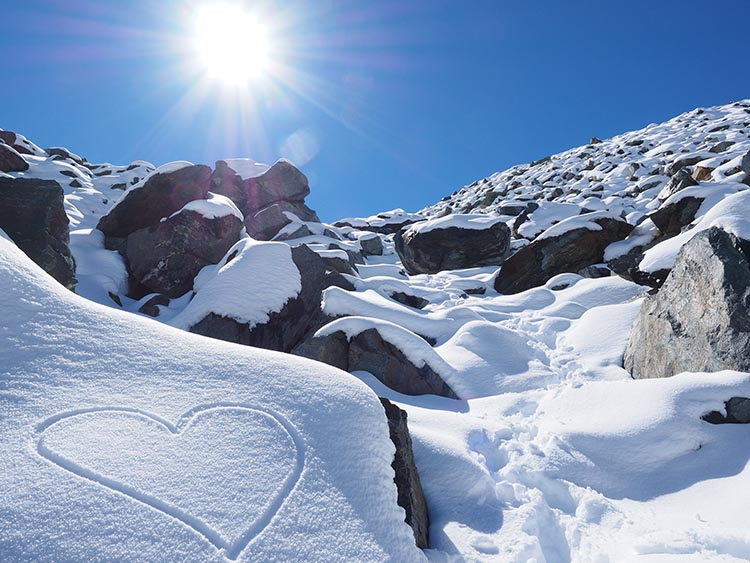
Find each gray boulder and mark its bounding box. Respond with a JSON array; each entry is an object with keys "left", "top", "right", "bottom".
[
  {"left": 97, "top": 164, "right": 213, "bottom": 245},
  {"left": 624, "top": 227, "right": 750, "bottom": 379},
  {"left": 702, "top": 397, "right": 750, "bottom": 424},
  {"left": 495, "top": 215, "right": 633, "bottom": 294},
  {"left": 359, "top": 234, "right": 384, "bottom": 257},
  {"left": 125, "top": 209, "right": 243, "bottom": 298},
  {"left": 247, "top": 200, "right": 318, "bottom": 241},
  {"left": 0, "top": 178, "right": 76, "bottom": 288},
  {"left": 649, "top": 197, "right": 703, "bottom": 236},
  {"left": 657, "top": 169, "right": 698, "bottom": 201},
  {"left": 0, "top": 144, "right": 29, "bottom": 172},
  {"left": 379, "top": 398, "right": 430, "bottom": 549},
  {"left": 293, "top": 328, "right": 458, "bottom": 399},
  {"left": 394, "top": 219, "right": 511, "bottom": 275},
  {"left": 189, "top": 244, "right": 353, "bottom": 352}
]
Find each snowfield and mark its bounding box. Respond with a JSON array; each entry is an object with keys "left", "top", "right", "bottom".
[{"left": 3, "top": 100, "right": 750, "bottom": 562}]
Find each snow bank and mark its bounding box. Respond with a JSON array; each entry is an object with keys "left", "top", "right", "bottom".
[
  {"left": 170, "top": 239, "right": 301, "bottom": 330},
  {"left": 0, "top": 231, "right": 423, "bottom": 562},
  {"left": 221, "top": 158, "right": 270, "bottom": 180},
  {"left": 167, "top": 193, "right": 244, "bottom": 221}
]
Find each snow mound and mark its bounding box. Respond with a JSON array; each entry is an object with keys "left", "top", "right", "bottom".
[{"left": 0, "top": 231, "right": 423, "bottom": 562}]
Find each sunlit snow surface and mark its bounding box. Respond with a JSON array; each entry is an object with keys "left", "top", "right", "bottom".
[{"left": 4, "top": 101, "right": 750, "bottom": 562}]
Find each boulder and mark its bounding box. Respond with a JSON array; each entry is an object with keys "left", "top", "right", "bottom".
[
  {"left": 212, "top": 159, "right": 314, "bottom": 217},
  {"left": 702, "top": 397, "right": 750, "bottom": 424},
  {"left": 379, "top": 398, "right": 430, "bottom": 549},
  {"left": 125, "top": 209, "right": 243, "bottom": 298},
  {"left": 624, "top": 227, "right": 750, "bottom": 379},
  {"left": 649, "top": 197, "right": 703, "bottom": 236},
  {"left": 0, "top": 144, "right": 29, "bottom": 172},
  {"left": 293, "top": 328, "right": 458, "bottom": 399},
  {"left": 247, "top": 200, "right": 318, "bottom": 241},
  {"left": 692, "top": 166, "right": 713, "bottom": 182},
  {"left": 657, "top": 169, "right": 698, "bottom": 201},
  {"left": 394, "top": 216, "right": 511, "bottom": 275},
  {"left": 189, "top": 245, "right": 353, "bottom": 352},
  {"left": 0, "top": 178, "right": 75, "bottom": 288},
  {"left": 96, "top": 164, "right": 213, "bottom": 244},
  {"left": 741, "top": 150, "right": 750, "bottom": 176},
  {"left": 494, "top": 214, "right": 633, "bottom": 294},
  {"left": 359, "top": 234, "right": 384, "bottom": 257}
]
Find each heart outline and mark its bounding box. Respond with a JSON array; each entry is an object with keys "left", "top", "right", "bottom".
[{"left": 36, "top": 403, "right": 305, "bottom": 560}]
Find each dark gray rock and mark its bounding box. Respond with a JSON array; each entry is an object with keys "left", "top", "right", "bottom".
[
  {"left": 212, "top": 159, "right": 314, "bottom": 218},
  {"left": 709, "top": 141, "right": 734, "bottom": 154},
  {"left": 45, "top": 147, "right": 85, "bottom": 165},
  {"left": 665, "top": 156, "right": 703, "bottom": 177},
  {"left": 624, "top": 227, "right": 750, "bottom": 379},
  {"left": 389, "top": 291, "right": 429, "bottom": 309},
  {"left": 125, "top": 209, "right": 243, "bottom": 298},
  {"left": 0, "top": 144, "right": 29, "bottom": 172},
  {"left": 97, "top": 164, "right": 213, "bottom": 244},
  {"left": 395, "top": 220, "right": 511, "bottom": 275},
  {"left": 359, "top": 234, "right": 384, "bottom": 256},
  {"left": 138, "top": 294, "right": 170, "bottom": 317},
  {"left": 702, "top": 397, "right": 750, "bottom": 424},
  {"left": 0, "top": 178, "right": 76, "bottom": 288},
  {"left": 379, "top": 398, "right": 430, "bottom": 549},
  {"left": 495, "top": 216, "right": 633, "bottom": 294},
  {"left": 247, "top": 200, "right": 318, "bottom": 241},
  {"left": 293, "top": 327, "right": 458, "bottom": 399},
  {"left": 658, "top": 169, "right": 698, "bottom": 201},
  {"left": 649, "top": 197, "right": 703, "bottom": 236},
  {"left": 741, "top": 150, "right": 750, "bottom": 176},
  {"left": 189, "top": 245, "right": 354, "bottom": 352}
]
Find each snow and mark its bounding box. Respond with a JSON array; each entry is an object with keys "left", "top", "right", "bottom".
[
  {"left": 221, "top": 158, "right": 270, "bottom": 180},
  {"left": 167, "top": 193, "right": 244, "bottom": 221},
  {"left": 535, "top": 210, "right": 619, "bottom": 241},
  {"left": 170, "top": 238, "right": 301, "bottom": 329},
  {"left": 0, "top": 231, "right": 423, "bottom": 562},
  {"left": 406, "top": 214, "right": 505, "bottom": 235}
]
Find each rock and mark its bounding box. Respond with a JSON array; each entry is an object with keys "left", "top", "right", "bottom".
[
  {"left": 494, "top": 214, "right": 633, "bottom": 294},
  {"left": 212, "top": 159, "right": 314, "bottom": 217},
  {"left": 247, "top": 200, "right": 318, "bottom": 241},
  {"left": 394, "top": 216, "right": 511, "bottom": 275},
  {"left": 379, "top": 398, "right": 430, "bottom": 549},
  {"left": 649, "top": 197, "right": 703, "bottom": 236},
  {"left": 138, "top": 294, "right": 170, "bottom": 317},
  {"left": 189, "top": 245, "right": 354, "bottom": 352},
  {"left": 708, "top": 141, "right": 734, "bottom": 153},
  {"left": 665, "top": 156, "right": 703, "bottom": 177},
  {"left": 274, "top": 223, "right": 314, "bottom": 241},
  {"left": 389, "top": 291, "right": 429, "bottom": 309},
  {"left": 0, "top": 144, "right": 29, "bottom": 172},
  {"left": 96, "top": 164, "right": 213, "bottom": 244},
  {"left": 578, "top": 264, "right": 611, "bottom": 278},
  {"left": 624, "top": 227, "right": 750, "bottom": 379},
  {"left": 741, "top": 150, "right": 750, "bottom": 176},
  {"left": 45, "top": 147, "right": 85, "bottom": 165},
  {"left": 702, "top": 397, "right": 750, "bottom": 424},
  {"left": 692, "top": 166, "right": 713, "bottom": 182},
  {"left": 359, "top": 234, "right": 384, "bottom": 257},
  {"left": 657, "top": 169, "right": 698, "bottom": 201},
  {"left": 0, "top": 178, "right": 75, "bottom": 288},
  {"left": 589, "top": 137, "right": 602, "bottom": 144},
  {"left": 125, "top": 209, "right": 243, "bottom": 298},
  {"left": 294, "top": 327, "right": 458, "bottom": 399}
]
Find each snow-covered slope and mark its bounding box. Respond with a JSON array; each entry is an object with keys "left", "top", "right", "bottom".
[{"left": 0, "top": 232, "right": 423, "bottom": 562}]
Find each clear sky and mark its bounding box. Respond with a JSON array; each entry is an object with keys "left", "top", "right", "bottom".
[{"left": 3, "top": 0, "right": 750, "bottom": 221}]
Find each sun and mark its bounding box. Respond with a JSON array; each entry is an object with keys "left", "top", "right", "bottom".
[{"left": 192, "top": 4, "right": 272, "bottom": 86}]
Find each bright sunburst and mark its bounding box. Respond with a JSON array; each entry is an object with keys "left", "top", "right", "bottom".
[{"left": 192, "top": 4, "right": 272, "bottom": 86}]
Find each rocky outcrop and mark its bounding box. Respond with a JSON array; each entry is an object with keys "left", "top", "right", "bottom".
[
  {"left": 125, "top": 209, "right": 243, "bottom": 298},
  {"left": 395, "top": 217, "right": 511, "bottom": 275},
  {"left": 624, "top": 227, "right": 750, "bottom": 379},
  {"left": 0, "top": 144, "right": 29, "bottom": 172},
  {"left": 0, "top": 178, "right": 75, "bottom": 288},
  {"left": 96, "top": 164, "right": 213, "bottom": 245},
  {"left": 293, "top": 328, "right": 458, "bottom": 398},
  {"left": 494, "top": 215, "right": 633, "bottom": 294},
  {"left": 189, "top": 245, "right": 353, "bottom": 352},
  {"left": 379, "top": 398, "right": 430, "bottom": 549}
]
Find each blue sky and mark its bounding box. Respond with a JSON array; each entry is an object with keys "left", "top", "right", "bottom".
[{"left": 2, "top": 0, "right": 750, "bottom": 221}]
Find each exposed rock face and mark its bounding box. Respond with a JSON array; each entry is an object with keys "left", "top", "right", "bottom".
[
  {"left": 0, "top": 178, "right": 75, "bottom": 288},
  {"left": 359, "top": 234, "right": 384, "bottom": 257},
  {"left": 96, "top": 164, "right": 213, "bottom": 244},
  {"left": 189, "top": 245, "right": 353, "bottom": 352},
  {"left": 702, "top": 397, "right": 750, "bottom": 424},
  {"left": 247, "top": 200, "right": 318, "bottom": 241},
  {"left": 293, "top": 328, "right": 458, "bottom": 399},
  {"left": 649, "top": 197, "right": 703, "bottom": 236},
  {"left": 0, "top": 144, "right": 29, "bottom": 172},
  {"left": 657, "top": 169, "right": 698, "bottom": 201},
  {"left": 624, "top": 227, "right": 750, "bottom": 379},
  {"left": 494, "top": 216, "right": 633, "bottom": 294},
  {"left": 395, "top": 219, "right": 511, "bottom": 275},
  {"left": 379, "top": 398, "right": 430, "bottom": 549},
  {"left": 125, "top": 210, "right": 243, "bottom": 298}
]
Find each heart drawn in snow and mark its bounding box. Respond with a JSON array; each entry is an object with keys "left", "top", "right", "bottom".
[{"left": 36, "top": 404, "right": 304, "bottom": 560}]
